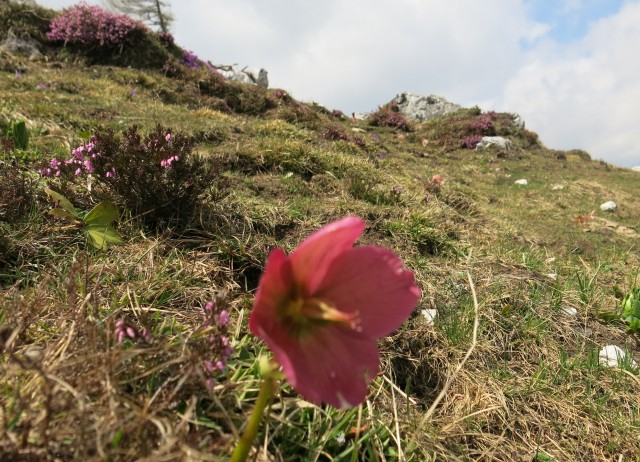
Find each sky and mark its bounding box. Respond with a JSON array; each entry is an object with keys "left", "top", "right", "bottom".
[{"left": 36, "top": 0, "right": 640, "bottom": 167}]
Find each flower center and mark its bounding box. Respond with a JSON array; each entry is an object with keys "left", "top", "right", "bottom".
[{"left": 282, "top": 297, "right": 361, "bottom": 336}]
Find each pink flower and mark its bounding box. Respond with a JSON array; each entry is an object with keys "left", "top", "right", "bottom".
[{"left": 249, "top": 217, "right": 420, "bottom": 408}]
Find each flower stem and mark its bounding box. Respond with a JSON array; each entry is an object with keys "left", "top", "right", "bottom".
[{"left": 230, "top": 375, "right": 275, "bottom": 462}]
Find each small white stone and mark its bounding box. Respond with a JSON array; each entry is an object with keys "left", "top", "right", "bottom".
[
  {"left": 514, "top": 179, "right": 528, "bottom": 186},
  {"left": 421, "top": 309, "right": 437, "bottom": 325},
  {"left": 560, "top": 305, "right": 577, "bottom": 316},
  {"left": 545, "top": 257, "right": 556, "bottom": 263},
  {"left": 598, "top": 345, "right": 637, "bottom": 368},
  {"left": 551, "top": 184, "right": 565, "bottom": 191},
  {"left": 545, "top": 273, "right": 557, "bottom": 280},
  {"left": 599, "top": 201, "right": 617, "bottom": 212}
]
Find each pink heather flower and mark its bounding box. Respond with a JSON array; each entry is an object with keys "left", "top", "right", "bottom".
[
  {"left": 74, "top": 168, "right": 82, "bottom": 176},
  {"left": 249, "top": 216, "right": 420, "bottom": 408},
  {"left": 218, "top": 310, "right": 230, "bottom": 328},
  {"left": 165, "top": 133, "right": 173, "bottom": 142}
]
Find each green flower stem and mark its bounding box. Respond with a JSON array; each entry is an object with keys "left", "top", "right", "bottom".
[{"left": 230, "top": 375, "right": 276, "bottom": 462}]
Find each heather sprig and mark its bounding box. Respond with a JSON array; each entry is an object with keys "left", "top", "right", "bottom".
[{"left": 200, "top": 299, "right": 233, "bottom": 388}]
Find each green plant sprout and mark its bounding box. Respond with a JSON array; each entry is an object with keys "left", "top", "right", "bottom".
[
  {"left": 621, "top": 287, "right": 640, "bottom": 331},
  {"left": 44, "top": 188, "right": 124, "bottom": 250}
]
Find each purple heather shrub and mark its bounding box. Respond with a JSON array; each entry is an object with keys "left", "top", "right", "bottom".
[
  {"left": 158, "top": 30, "right": 174, "bottom": 46},
  {"left": 332, "top": 109, "right": 346, "bottom": 119},
  {"left": 47, "top": 4, "right": 145, "bottom": 47},
  {"left": 180, "top": 49, "right": 201, "bottom": 69},
  {"left": 463, "top": 135, "right": 483, "bottom": 149},
  {"left": 368, "top": 107, "right": 411, "bottom": 131},
  {"left": 467, "top": 114, "right": 494, "bottom": 134},
  {"left": 351, "top": 135, "right": 366, "bottom": 148},
  {"left": 321, "top": 125, "right": 350, "bottom": 142}
]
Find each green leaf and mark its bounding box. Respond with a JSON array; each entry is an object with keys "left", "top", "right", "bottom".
[
  {"left": 621, "top": 288, "right": 640, "bottom": 331},
  {"left": 48, "top": 208, "right": 81, "bottom": 224},
  {"left": 84, "top": 202, "right": 119, "bottom": 226},
  {"left": 85, "top": 224, "right": 124, "bottom": 250},
  {"left": 44, "top": 188, "right": 77, "bottom": 216}
]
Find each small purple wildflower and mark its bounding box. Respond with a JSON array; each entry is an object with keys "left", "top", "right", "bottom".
[
  {"left": 200, "top": 297, "right": 233, "bottom": 386},
  {"left": 376, "top": 151, "right": 389, "bottom": 159},
  {"left": 114, "top": 318, "right": 152, "bottom": 344},
  {"left": 129, "top": 88, "right": 137, "bottom": 97},
  {"left": 37, "top": 83, "right": 46, "bottom": 90},
  {"left": 15, "top": 71, "right": 23, "bottom": 78}
]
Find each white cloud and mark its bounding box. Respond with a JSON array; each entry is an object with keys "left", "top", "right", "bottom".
[
  {"left": 495, "top": 1, "right": 640, "bottom": 166},
  {"left": 33, "top": 0, "right": 640, "bottom": 166}
]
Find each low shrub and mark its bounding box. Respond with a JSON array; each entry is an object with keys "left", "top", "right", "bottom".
[
  {"left": 40, "top": 125, "right": 219, "bottom": 228},
  {"left": 368, "top": 104, "right": 411, "bottom": 131},
  {"left": 0, "top": 162, "right": 36, "bottom": 224},
  {"left": 46, "top": 4, "right": 169, "bottom": 67}
]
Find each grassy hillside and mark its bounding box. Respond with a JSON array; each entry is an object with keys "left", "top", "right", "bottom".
[{"left": 1, "top": 3, "right": 639, "bottom": 461}]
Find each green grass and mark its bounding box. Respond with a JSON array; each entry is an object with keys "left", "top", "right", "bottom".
[{"left": 1, "top": 6, "right": 640, "bottom": 460}]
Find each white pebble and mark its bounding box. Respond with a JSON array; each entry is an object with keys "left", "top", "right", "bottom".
[{"left": 598, "top": 345, "right": 637, "bottom": 368}]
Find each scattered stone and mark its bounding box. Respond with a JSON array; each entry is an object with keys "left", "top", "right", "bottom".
[
  {"left": 352, "top": 112, "right": 369, "bottom": 120},
  {"left": 391, "top": 92, "right": 461, "bottom": 121},
  {"left": 421, "top": 309, "right": 437, "bottom": 326},
  {"left": 213, "top": 64, "right": 268, "bottom": 87},
  {"left": 514, "top": 179, "right": 528, "bottom": 186},
  {"left": 560, "top": 305, "right": 577, "bottom": 317},
  {"left": 0, "top": 34, "right": 42, "bottom": 60},
  {"left": 476, "top": 136, "right": 512, "bottom": 150},
  {"left": 551, "top": 183, "right": 565, "bottom": 191},
  {"left": 509, "top": 113, "right": 525, "bottom": 130},
  {"left": 598, "top": 345, "right": 637, "bottom": 368},
  {"left": 545, "top": 273, "right": 557, "bottom": 280},
  {"left": 599, "top": 201, "right": 617, "bottom": 212},
  {"left": 351, "top": 127, "right": 366, "bottom": 133}
]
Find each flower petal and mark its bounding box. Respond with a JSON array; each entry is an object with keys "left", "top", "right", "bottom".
[
  {"left": 283, "top": 327, "right": 379, "bottom": 408},
  {"left": 249, "top": 248, "right": 292, "bottom": 336},
  {"left": 316, "top": 246, "right": 420, "bottom": 338},
  {"left": 290, "top": 216, "right": 365, "bottom": 295}
]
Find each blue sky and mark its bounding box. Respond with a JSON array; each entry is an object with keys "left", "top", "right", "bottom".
[
  {"left": 525, "top": 0, "right": 625, "bottom": 42},
  {"left": 34, "top": 1, "right": 640, "bottom": 167}
]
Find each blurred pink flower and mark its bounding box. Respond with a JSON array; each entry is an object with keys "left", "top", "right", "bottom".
[{"left": 249, "top": 216, "right": 420, "bottom": 408}]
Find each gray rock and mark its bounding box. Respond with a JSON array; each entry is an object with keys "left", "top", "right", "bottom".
[
  {"left": 599, "top": 345, "right": 637, "bottom": 368},
  {"left": 599, "top": 201, "right": 617, "bottom": 212},
  {"left": 213, "top": 64, "right": 268, "bottom": 88},
  {"left": 509, "top": 112, "right": 525, "bottom": 130},
  {"left": 0, "top": 34, "right": 42, "bottom": 60},
  {"left": 391, "top": 92, "right": 461, "bottom": 121},
  {"left": 476, "top": 136, "right": 512, "bottom": 150}
]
